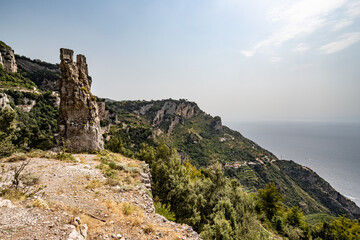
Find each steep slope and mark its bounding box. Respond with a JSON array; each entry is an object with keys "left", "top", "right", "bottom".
[
  {"left": 105, "top": 99, "right": 276, "bottom": 166},
  {"left": 105, "top": 99, "right": 360, "bottom": 218},
  {"left": 15, "top": 54, "right": 60, "bottom": 92}
]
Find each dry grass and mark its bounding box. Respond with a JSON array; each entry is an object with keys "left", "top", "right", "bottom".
[
  {"left": 25, "top": 150, "right": 55, "bottom": 159},
  {"left": 120, "top": 202, "right": 140, "bottom": 216},
  {"left": 7, "top": 153, "right": 27, "bottom": 162},
  {"left": 85, "top": 179, "right": 103, "bottom": 189},
  {"left": 80, "top": 214, "right": 107, "bottom": 236},
  {"left": 29, "top": 198, "right": 49, "bottom": 209},
  {"left": 143, "top": 223, "right": 155, "bottom": 234},
  {"left": 64, "top": 205, "right": 82, "bottom": 216},
  {"left": 0, "top": 189, "right": 27, "bottom": 202}
]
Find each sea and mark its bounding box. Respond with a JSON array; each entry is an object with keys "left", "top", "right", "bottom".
[{"left": 226, "top": 121, "right": 360, "bottom": 207}]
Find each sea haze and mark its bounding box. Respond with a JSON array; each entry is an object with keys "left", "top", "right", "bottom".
[{"left": 226, "top": 121, "right": 360, "bottom": 207}]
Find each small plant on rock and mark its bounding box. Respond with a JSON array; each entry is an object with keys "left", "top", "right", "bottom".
[{"left": 0, "top": 160, "right": 45, "bottom": 201}]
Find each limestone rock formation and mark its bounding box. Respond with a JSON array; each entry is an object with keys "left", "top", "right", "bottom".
[
  {"left": 15, "top": 55, "right": 61, "bottom": 91},
  {"left": 151, "top": 101, "right": 200, "bottom": 133},
  {"left": 58, "top": 48, "right": 104, "bottom": 152},
  {"left": 0, "top": 93, "right": 12, "bottom": 109},
  {"left": 0, "top": 41, "right": 17, "bottom": 73},
  {"left": 211, "top": 116, "right": 223, "bottom": 131}
]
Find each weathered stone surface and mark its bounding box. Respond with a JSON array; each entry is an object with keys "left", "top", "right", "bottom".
[
  {"left": 0, "top": 41, "right": 17, "bottom": 73},
  {"left": 152, "top": 101, "right": 200, "bottom": 133},
  {"left": 15, "top": 56, "right": 61, "bottom": 92},
  {"left": 211, "top": 116, "right": 223, "bottom": 131},
  {"left": 58, "top": 48, "right": 103, "bottom": 152},
  {"left": 0, "top": 197, "right": 14, "bottom": 208},
  {"left": 0, "top": 93, "right": 12, "bottom": 109}
]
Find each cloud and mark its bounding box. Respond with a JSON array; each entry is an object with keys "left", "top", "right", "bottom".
[
  {"left": 320, "top": 32, "right": 360, "bottom": 54},
  {"left": 332, "top": 19, "right": 353, "bottom": 31},
  {"left": 331, "top": 0, "right": 360, "bottom": 31},
  {"left": 240, "top": 50, "right": 255, "bottom": 57},
  {"left": 347, "top": 0, "right": 360, "bottom": 18},
  {"left": 241, "top": 0, "right": 348, "bottom": 56},
  {"left": 292, "top": 43, "right": 309, "bottom": 52},
  {"left": 270, "top": 57, "right": 282, "bottom": 62}
]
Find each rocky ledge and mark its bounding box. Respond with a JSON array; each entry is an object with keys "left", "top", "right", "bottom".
[{"left": 0, "top": 152, "right": 202, "bottom": 240}]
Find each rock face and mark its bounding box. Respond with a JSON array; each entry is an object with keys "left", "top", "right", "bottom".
[
  {"left": 0, "top": 41, "right": 17, "bottom": 73},
  {"left": 275, "top": 160, "right": 360, "bottom": 218},
  {"left": 151, "top": 101, "right": 200, "bottom": 133},
  {"left": 58, "top": 48, "right": 103, "bottom": 152},
  {"left": 0, "top": 93, "right": 12, "bottom": 109},
  {"left": 211, "top": 116, "right": 223, "bottom": 131},
  {"left": 15, "top": 55, "right": 61, "bottom": 91}
]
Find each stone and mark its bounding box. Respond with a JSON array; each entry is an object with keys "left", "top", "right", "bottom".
[
  {"left": 0, "top": 93, "right": 12, "bottom": 109},
  {"left": 211, "top": 116, "right": 223, "bottom": 131},
  {"left": 58, "top": 48, "right": 104, "bottom": 152},
  {"left": 0, "top": 41, "right": 17, "bottom": 73},
  {"left": 0, "top": 197, "right": 14, "bottom": 208},
  {"left": 66, "top": 225, "right": 85, "bottom": 240},
  {"left": 79, "top": 223, "right": 88, "bottom": 239},
  {"left": 149, "top": 101, "right": 200, "bottom": 133}
]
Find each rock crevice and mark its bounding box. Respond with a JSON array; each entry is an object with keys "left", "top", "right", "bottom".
[{"left": 58, "top": 48, "right": 103, "bottom": 152}]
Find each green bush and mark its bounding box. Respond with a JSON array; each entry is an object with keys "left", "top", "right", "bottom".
[
  {"left": 0, "top": 107, "right": 16, "bottom": 157},
  {"left": 56, "top": 152, "right": 76, "bottom": 161},
  {"left": 154, "top": 201, "right": 176, "bottom": 221}
]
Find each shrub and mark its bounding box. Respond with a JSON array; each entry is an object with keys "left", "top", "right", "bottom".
[
  {"left": 121, "top": 203, "right": 137, "bottom": 216},
  {"left": 154, "top": 201, "right": 175, "bottom": 221},
  {"left": 56, "top": 152, "right": 76, "bottom": 161}
]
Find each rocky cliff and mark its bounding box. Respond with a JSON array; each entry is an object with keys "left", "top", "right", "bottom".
[
  {"left": 275, "top": 160, "right": 360, "bottom": 218},
  {"left": 0, "top": 41, "right": 17, "bottom": 73},
  {"left": 15, "top": 55, "right": 60, "bottom": 91},
  {"left": 58, "top": 48, "right": 103, "bottom": 152}
]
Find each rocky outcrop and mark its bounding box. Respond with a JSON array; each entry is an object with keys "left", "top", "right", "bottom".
[
  {"left": 17, "top": 97, "right": 36, "bottom": 112},
  {"left": 151, "top": 101, "right": 200, "bottom": 133},
  {"left": 211, "top": 116, "right": 223, "bottom": 131},
  {"left": 0, "top": 41, "right": 17, "bottom": 73},
  {"left": 0, "top": 93, "right": 12, "bottom": 109},
  {"left": 58, "top": 48, "right": 103, "bottom": 152}
]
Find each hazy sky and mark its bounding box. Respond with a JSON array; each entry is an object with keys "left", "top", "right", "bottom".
[{"left": 1, "top": 0, "right": 359, "bottom": 122}]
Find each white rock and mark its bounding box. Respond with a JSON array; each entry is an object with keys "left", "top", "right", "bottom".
[{"left": 0, "top": 198, "right": 14, "bottom": 208}]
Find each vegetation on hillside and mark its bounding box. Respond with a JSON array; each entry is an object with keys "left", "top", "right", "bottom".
[
  {"left": 1, "top": 45, "right": 359, "bottom": 239},
  {"left": 0, "top": 64, "right": 37, "bottom": 90},
  {"left": 105, "top": 140, "right": 360, "bottom": 239},
  {"left": 104, "top": 99, "right": 360, "bottom": 220}
]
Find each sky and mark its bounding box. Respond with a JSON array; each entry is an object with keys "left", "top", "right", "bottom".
[{"left": 1, "top": 0, "right": 359, "bottom": 122}]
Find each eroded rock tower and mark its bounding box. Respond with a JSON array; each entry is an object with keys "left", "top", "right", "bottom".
[{"left": 58, "top": 48, "right": 104, "bottom": 152}]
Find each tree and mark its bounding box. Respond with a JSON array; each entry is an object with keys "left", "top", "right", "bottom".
[
  {"left": 0, "top": 107, "right": 16, "bottom": 157},
  {"left": 257, "top": 183, "right": 284, "bottom": 220},
  {"left": 286, "top": 206, "right": 304, "bottom": 228}
]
